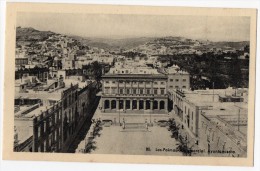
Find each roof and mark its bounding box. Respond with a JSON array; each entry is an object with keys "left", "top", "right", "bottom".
[{"left": 102, "top": 74, "right": 168, "bottom": 79}]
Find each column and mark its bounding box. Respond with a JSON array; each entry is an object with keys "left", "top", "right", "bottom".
[
  {"left": 137, "top": 99, "right": 140, "bottom": 110},
  {"left": 151, "top": 100, "right": 154, "bottom": 110},
  {"left": 116, "top": 99, "right": 119, "bottom": 110},
  {"left": 165, "top": 100, "right": 168, "bottom": 111},
  {"left": 123, "top": 100, "right": 126, "bottom": 111},
  {"left": 130, "top": 100, "right": 133, "bottom": 110},
  {"left": 144, "top": 100, "right": 146, "bottom": 110},
  {"left": 110, "top": 100, "right": 112, "bottom": 110},
  {"left": 102, "top": 100, "right": 105, "bottom": 111}
]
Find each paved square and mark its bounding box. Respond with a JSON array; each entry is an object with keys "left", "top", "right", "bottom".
[{"left": 92, "top": 125, "right": 182, "bottom": 156}]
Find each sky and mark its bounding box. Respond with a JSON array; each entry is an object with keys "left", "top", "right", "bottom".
[{"left": 16, "top": 13, "right": 250, "bottom": 41}]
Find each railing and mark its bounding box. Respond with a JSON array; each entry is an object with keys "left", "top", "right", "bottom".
[
  {"left": 18, "top": 103, "right": 41, "bottom": 116},
  {"left": 17, "top": 136, "right": 33, "bottom": 151}
]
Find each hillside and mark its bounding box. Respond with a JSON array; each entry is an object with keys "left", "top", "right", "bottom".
[
  {"left": 71, "top": 36, "right": 155, "bottom": 50},
  {"left": 16, "top": 27, "right": 55, "bottom": 42}
]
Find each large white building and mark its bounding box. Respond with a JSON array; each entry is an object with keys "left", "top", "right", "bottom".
[{"left": 100, "top": 62, "right": 169, "bottom": 123}]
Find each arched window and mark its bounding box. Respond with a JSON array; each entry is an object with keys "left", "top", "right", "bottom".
[
  {"left": 111, "top": 100, "right": 116, "bottom": 109},
  {"left": 139, "top": 100, "right": 144, "bottom": 110},
  {"left": 104, "top": 100, "right": 110, "bottom": 109},
  {"left": 126, "top": 100, "right": 131, "bottom": 109},
  {"left": 132, "top": 100, "right": 137, "bottom": 109},
  {"left": 146, "top": 100, "right": 151, "bottom": 110},
  {"left": 160, "top": 101, "right": 165, "bottom": 110},
  {"left": 153, "top": 101, "right": 158, "bottom": 109}
]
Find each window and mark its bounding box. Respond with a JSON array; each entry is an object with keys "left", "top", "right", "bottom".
[
  {"left": 140, "top": 89, "right": 143, "bottom": 94},
  {"left": 133, "top": 89, "right": 137, "bottom": 94},
  {"left": 122, "top": 71, "right": 124, "bottom": 73},
  {"left": 170, "top": 86, "right": 173, "bottom": 88},
  {"left": 175, "top": 86, "right": 179, "bottom": 89},
  {"left": 112, "top": 81, "right": 115, "bottom": 84},
  {"left": 160, "top": 89, "right": 165, "bottom": 95},
  {"left": 161, "top": 82, "right": 165, "bottom": 85},
  {"left": 182, "top": 86, "right": 186, "bottom": 89},
  {"left": 105, "top": 81, "right": 109, "bottom": 84},
  {"left": 154, "top": 89, "right": 158, "bottom": 95},
  {"left": 183, "top": 79, "right": 186, "bottom": 82},
  {"left": 119, "top": 88, "right": 124, "bottom": 94},
  {"left": 146, "top": 89, "right": 150, "bottom": 94},
  {"left": 105, "top": 87, "right": 110, "bottom": 94},
  {"left": 112, "top": 88, "right": 116, "bottom": 94},
  {"left": 176, "top": 79, "right": 179, "bottom": 82},
  {"left": 154, "top": 82, "right": 158, "bottom": 85},
  {"left": 170, "top": 79, "right": 173, "bottom": 82},
  {"left": 126, "top": 89, "right": 130, "bottom": 94}
]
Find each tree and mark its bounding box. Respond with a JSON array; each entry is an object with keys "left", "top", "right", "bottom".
[
  {"left": 244, "top": 45, "right": 249, "bottom": 53},
  {"left": 229, "top": 56, "right": 242, "bottom": 90},
  {"left": 92, "top": 61, "right": 103, "bottom": 82}
]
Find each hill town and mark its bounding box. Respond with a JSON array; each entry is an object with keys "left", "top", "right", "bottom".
[{"left": 14, "top": 27, "right": 249, "bottom": 157}]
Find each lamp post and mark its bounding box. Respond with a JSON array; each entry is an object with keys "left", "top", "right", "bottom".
[{"left": 234, "top": 103, "right": 242, "bottom": 131}]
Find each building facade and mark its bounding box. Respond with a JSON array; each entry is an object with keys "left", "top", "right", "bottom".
[
  {"left": 14, "top": 79, "right": 99, "bottom": 153},
  {"left": 101, "top": 74, "right": 168, "bottom": 115},
  {"left": 15, "top": 67, "right": 49, "bottom": 82},
  {"left": 32, "top": 101, "right": 63, "bottom": 152},
  {"left": 167, "top": 72, "right": 190, "bottom": 90},
  {"left": 169, "top": 88, "right": 248, "bottom": 157}
]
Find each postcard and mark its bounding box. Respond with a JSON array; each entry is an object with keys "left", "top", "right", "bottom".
[{"left": 3, "top": 3, "right": 257, "bottom": 166}]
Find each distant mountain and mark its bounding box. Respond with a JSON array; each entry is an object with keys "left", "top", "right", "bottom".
[
  {"left": 211, "top": 41, "right": 249, "bottom": 50},
  {"left": 71, "top": 36, "right": 156, "bottom": 50},
  {"left": 16, "top": 27, "right": 249, "bottom": 52},
  {"left": 16, "top": 27, "right": 55, "bottom": 42}
]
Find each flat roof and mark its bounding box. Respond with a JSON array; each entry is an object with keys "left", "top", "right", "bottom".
[
  {"left": 15, "top": 119, "right": 33, "bottom": 143},
  {"left": 202, "top": 102, "right": 248, "bottom": 116},
  {"left": 102, "top": 74, "right": 167, "bottom": 79}
]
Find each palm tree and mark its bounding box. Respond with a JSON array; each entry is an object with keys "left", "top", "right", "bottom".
[{"left": 176, "top": 135, "right": 193, "bottom": 156}]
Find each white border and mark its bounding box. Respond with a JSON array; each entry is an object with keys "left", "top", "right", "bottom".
[{"left": 0, "top": 0, "right": 259, "bottom": 171}]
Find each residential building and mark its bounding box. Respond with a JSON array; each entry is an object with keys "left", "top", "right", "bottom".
[
  {"left": 168, "top": 87, "right": 248, "bottom": 157},
  {"left": 14, "top": 73, "right": 99, "bottom": 152},
  {"left": 166, "top": 65, "right": 190, "bottom": 90}
]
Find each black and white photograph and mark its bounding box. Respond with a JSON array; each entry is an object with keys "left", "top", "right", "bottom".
[{"left": 2, "top": 3, "right": 257, "bottom": 167}]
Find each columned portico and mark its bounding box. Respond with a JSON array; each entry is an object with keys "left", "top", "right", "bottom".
[
  {"left": 102, "top": 98, "right": 167, "bottom": 113},
  {"left": 101, "top": 72, "right": 168, "bottom": 114}
]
